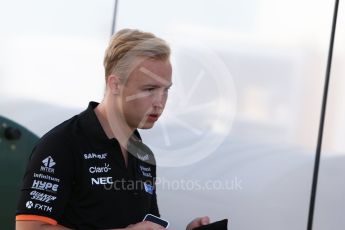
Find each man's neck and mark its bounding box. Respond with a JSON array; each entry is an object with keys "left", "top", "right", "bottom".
[{"left": 94, "top": 100, "right": 134, "bottom": 150}]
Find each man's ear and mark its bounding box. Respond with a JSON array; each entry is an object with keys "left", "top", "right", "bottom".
[{"left": 107, "top": 74, "right": 122, "bottom": 95}]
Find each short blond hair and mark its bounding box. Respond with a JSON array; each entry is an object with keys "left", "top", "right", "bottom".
[{"left": 103, "top": 29, "right": 171, "bottom": 81}]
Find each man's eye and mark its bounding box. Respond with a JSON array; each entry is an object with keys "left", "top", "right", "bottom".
[{"left": 144, "top": 88, "right": 155, "bottom": 92}]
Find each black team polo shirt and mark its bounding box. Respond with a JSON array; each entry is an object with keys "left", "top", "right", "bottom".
[{"left": 16, "top": 102, "right": 159, "bottom": 229}]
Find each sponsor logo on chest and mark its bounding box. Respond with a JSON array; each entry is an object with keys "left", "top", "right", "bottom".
[
  {"left": 31, "top": 180, "right": 59, "bottom": 193},
  {"left": 40, "top": 156, "right": 56, "bottom": 174},
  {"left": 83, "top": 152, "right": 113, "bottom": 186},
  {"left": 89, "top": 163, "right": 111, "bottom": 174},
  {"left": 34, "top": 173, "right": 60, "bottom": 183},
  {"left": 139, "top": 165, "right": 152, "bottom": 178},
  {"left": 30, "top": 190, "right": 57, "bottom": 203},
  {"left": 91, "top": 177, "right": 113, "bottom": 185},
  {"left": 137, "top": 153, "right": 149, "bottom": 161},
  {"left": 25, "top": 200, "right": 53, "bottom": 212},
  {"left": 83, "top": 153, "right": 108, "bottom": 160}
]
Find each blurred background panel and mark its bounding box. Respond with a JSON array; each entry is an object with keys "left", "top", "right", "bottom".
[
  {"left": 0, "top": 0, "right": 114, "bottom": 134},
  {"left": 116, "top": 0, "right": 345, "bottom": 229}
]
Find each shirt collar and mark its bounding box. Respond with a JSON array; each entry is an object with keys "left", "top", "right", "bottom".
[{"left": 79, "top": 101, "right": 141, "bottom": 150}]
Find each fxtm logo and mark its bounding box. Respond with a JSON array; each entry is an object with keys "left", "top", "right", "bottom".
[{"left": 25, "top": 200, "right": 52, "bottom": 212}]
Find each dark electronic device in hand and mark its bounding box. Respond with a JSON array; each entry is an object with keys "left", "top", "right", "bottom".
[
  {"left": 193, "top": 219, "right": 228, "bottom": 230},
  {"left": 143, "top": 214, "right": 169, "bottom": 228}
]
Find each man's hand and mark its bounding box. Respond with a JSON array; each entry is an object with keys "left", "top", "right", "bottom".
[
  {"left": 186, "top": 216, "right": 210, "bottom": 230},
  {"left": 126, "top": 221, "right": 166, "bottom": 230}
]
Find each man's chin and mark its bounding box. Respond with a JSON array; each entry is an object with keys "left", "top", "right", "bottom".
[{"left": 138, "top": 122, "right": 155, "bottom": 129}]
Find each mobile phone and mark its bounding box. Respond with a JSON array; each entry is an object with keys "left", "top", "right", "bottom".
[
  {"left": 193, "top": 219, "right": 228, "bottom": 230},
  {"left": 143, "top": 214, "right": 169, "bottom": 228}
]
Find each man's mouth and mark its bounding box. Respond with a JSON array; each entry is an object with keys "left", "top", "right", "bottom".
[{"left": 147, "top": 114, "right": 159, "bottom": 121}]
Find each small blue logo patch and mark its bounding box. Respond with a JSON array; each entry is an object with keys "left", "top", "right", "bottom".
[{"left": 144, "top": 182, "right": 154, "bottom": 195}]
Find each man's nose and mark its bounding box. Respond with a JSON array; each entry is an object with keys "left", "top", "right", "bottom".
[{"left": 152, "top": 91, "right": 166, "bottom": 108}]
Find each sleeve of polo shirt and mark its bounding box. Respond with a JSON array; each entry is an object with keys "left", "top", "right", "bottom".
[{"left": 16, "top": 134, "right": 75, "bottom": 226}]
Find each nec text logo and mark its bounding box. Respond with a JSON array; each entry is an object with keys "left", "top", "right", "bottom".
[{"left": 91, "top": 177, "right": 113, "bottom": 185}]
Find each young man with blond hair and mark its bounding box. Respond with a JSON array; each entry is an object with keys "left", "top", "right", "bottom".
[{"left": 16, "top": 29, "right": 209, "bottom": 229}]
